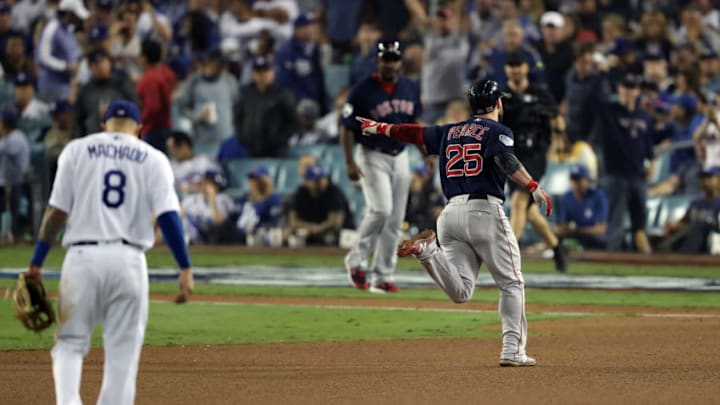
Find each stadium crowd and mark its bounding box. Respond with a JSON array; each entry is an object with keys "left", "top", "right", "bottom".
[{"left": 0, "top": 0, "right": 719, "bottom": 254}]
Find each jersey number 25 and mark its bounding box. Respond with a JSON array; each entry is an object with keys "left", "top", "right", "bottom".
[{"left": 446, "top": 143, "right": 483, "bottom": 178}]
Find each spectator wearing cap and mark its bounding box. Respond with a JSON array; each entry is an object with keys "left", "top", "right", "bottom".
[
  {"left": 605, "top": 37, "right": 643, "bottom": 90},
  {"left": 274, "top": 13, "right": 328, "bottom": 114},
  {"left": 180, "top": 170, "right": 235, "bottom": 244},
  {"left": 642, "top": 50, "right": 672, "bottom": 96},
  {"left": 235, "top": 56, "right": 297, "bottom": 157},
  {"left": 636, "top": 11, "right": 673, "bottom": 62},
  {"left": 536, "top": 11, "right": 574, "bottom": 103},
  {"left": 178, "top": 49, "right": 240, "bottom": 156},
  {"left": 474, "top": 20, "right": 545, "bottom": 86},
  {"left": 661, "top": 167, "right": 720, "bottom": 254},
  {"left": 36, "top": 0, "right": 89, "bottom": 102},
  {"left": 420, "top": 6, "right": 469, "bottom": 125},
  {"left": 0, "top": 108, "right": 31, "bottom": 244},
  {"left": 699, "top": 49, "right": 720, "bottom": 95},
  {"left": 166, "top": 130, "right": 222, "bottom": 195},
  {"left": 565, "top": 42, "right": 602, "bottom": 142},
  {"left": 288, "top": 98, "right": 327, "bottom": 147},
  {"left": 92, "top": 0, "right": 115, "bottom": 27},
  {"left": 136, "top": 39, "right": 176, "bottom": 153},
  {"left": 594, "top": 73, "right": 654, "bottom": 253},
  {"left": 405, "top": 162, "right": 443, "bottom": 233},
  {"left": 75, "top": 23, "right": 111, "bottom": 86},
  {"left": 288, "top": 164, "right": 352, "bottom": 246},
  {"left": 13, "top": 72, "right": 51, "bottom": 141},
  {"left": 74, "top": 48, "right": 137, "bottom": 137},
  {"left": 555, "top": 164, "right": 609, "bottom": 250},
  {"left": 317, "top": 0, "right": 364, "bottom": 63},
  {"left": 40, "top": 99, "right": 73, "bottom": 183},
  {"left": 348, "top": 21, "right": 383, "bottom": 87},
  {"left": 548, "top": 115, "right": 598, "bottom": 179},
  {"left": 234, "top": 165, "right": 284, "bottom": 243}
]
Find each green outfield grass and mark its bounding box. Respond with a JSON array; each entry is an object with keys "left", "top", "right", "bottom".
[
  {"left": 0, "top": 298, "right": 577, "bottom": 351},
  {"left": 1, "top": 246, "right": 719, "bottom": 278}
]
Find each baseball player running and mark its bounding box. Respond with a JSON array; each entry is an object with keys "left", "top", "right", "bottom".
[
  {"left": 340, "top": 41, "right": 422, "bottom": 293},
  {"left": 356, "top": 79, "right": 552, "bottom": 367},
  {"left": 26, "top": 100, "right": 193, "bottom": 404}
]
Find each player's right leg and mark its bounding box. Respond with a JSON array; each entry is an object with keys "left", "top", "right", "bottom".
[
  {"left": 509, "top": 190, "right": 530, "bottom": 239},
  {"left": 97, "top": 246, "right": 149, "bottom": 405},
  {"left": 52, "top": 248, "right": 101, "bottom": 405}
]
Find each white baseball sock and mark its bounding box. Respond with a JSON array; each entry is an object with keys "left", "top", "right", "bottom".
[{"left": 51, "top": 345, "right": 84, "bottom": 405}]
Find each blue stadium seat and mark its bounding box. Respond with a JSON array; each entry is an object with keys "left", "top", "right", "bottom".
[
  {"left": 222, "top": 158, "right": 279, "bottom": 193},
  {"left": 275, "top": 158, "right": 302, "bottom": 195}
]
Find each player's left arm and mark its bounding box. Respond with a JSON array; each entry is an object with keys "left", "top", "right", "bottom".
[{"left": 494, "top": 152, "right": 552, "bottom": 216}]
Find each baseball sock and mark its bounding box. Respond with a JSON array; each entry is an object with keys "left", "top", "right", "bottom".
[{"left": 52, "top": 345, "right": 84, "bottom": 405}]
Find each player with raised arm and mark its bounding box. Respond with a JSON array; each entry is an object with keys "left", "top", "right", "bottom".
[
  {"left": 356, "top": 79, "right": 551, "bottom": 367},
  {"left": 23, "top": 100, "right": 193, "bottom": 404}
]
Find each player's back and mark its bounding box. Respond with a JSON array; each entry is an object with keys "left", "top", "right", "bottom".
[
  {"left": 50, "top": 132, "right": 176, "bottom": 250},
  {"left": 424, "top": 118, "right": 515, "bottom": 201}
]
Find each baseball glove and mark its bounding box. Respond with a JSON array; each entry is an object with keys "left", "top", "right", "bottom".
[{"left": 13, "top": 273, "right": 56, "bottom": 332}]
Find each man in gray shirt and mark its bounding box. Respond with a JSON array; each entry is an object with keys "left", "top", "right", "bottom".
[{"left": 0, "top": 109, "right": 30, "bottom": 243}]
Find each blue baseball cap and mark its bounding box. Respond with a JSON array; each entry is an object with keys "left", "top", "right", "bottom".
[
  {"left": 103, "top": 100, "right": 141, "bottom": 123},
  {"left": 304, "top": 164, "right": 326, "bottom": 181},
  {"left": 611, "top": 37, "right": 636, "bottom": 56},
  {"left": 248, "top": 165, "right": 270, "bottom": 178},
  {"left": 49, "top": 99, "right": 73, "bottom": 115},
  {"left": 88, "top": 23, "right": 109, "bottom": 43},
  {"left": 699, "top": 166, "right": 719, "bottom": 177},
  {"left": 570, "top": 164, "right": 590, "bottom": 180},
  {"left": 0, "top": 108, "right": 18, "bottom": 128},
  {"left": 204, "top": 170, "right": 227, "bottom": 188},
  {"left": 294, "top": 12, "right": 317, "bottom": 28},
  {"left": 14, "top": 72, "right": 34, "bottom": 86},
  {"left": 672, "top": 94, "right": 698, "bottom": 113}
]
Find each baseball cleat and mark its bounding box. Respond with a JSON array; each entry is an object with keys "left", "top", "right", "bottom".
[
  {"left": 345, "top": 255, "right": 369, "bottom": 290},
  {"left": 499, "top": 356, "right": 537, "bottom": 367},
  {"left": 397, "top": 229, "right": 436, "bottom": 258},
  {"left": 369, "top": 281, "right": 400, "bottom": 293},
  {"left": 553, "top": 244, "right": 568, "bottom": 273}
]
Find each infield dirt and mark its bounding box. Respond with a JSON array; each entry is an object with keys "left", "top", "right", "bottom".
[{"left": 2, "top": 296, "right": 719, "bottom": 405}]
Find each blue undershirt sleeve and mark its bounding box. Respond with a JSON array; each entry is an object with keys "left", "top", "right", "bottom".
[{"left": 157, "top": 211, "right": 192, "bottom": 269}]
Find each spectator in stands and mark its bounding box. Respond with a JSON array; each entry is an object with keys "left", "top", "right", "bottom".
[
  {"left": 178, "top": 49, "right": 240, "bottom": 156},
  {"left": 181, "top": 170, "right": 235, "bottom": 245},
  {"left": 74, "top": 48, "right": 137, "bottom": 137},
  {"left": 110, "top": 1, "right": 142, "bottom": 81},
  {"left": 675, "top": 6, "right": 720, "bottom": 54},
  {"left": 288, "top": 99, "right": 327, "bottom": 147},
  {"left": 124, "top": 0, "right": 172, "bottom": 43},
  {"left": 694, "top": 103, "right": 720, "bottom": 169},
  {"left": 642, "top": 50, "right": 671, "bottom": 94},
  {"left": 13, "top": 72, "right": 50, "bottom": 141},
  {"left": 661, "top": 95, "right": 703, "bottom": 178},
  {"left": 75, "top": 23, "right": 112, "bottom": 86},
  {"left": 470, "top": 0, "right": 501, "bottom": 52},
  {"left": 235, "top": 165, "right": 284, "bottom": 243},
  {"left": 137, "top": 39, "right": 175, "bottom": 153},
  {"left": 1, "top": 33, "right": 33, "bottom": 81},
  {"left": 166, "top": 130, "right": 221, "bottom": 195},
  {"left": 92, "top": 0, "right": 116, "bottom": 28},
  {"left": 435, "top": 99, "right": 470, "bottom": 125},
  {"left": 235, "top": 56, "right": 297, "bottom": 157},
  {"left": 318, "top": 0, "right": 364, "bottom": 63},
  {"left": 274, "top": 12, "right": 327, "bottom": 113},
  {"left": 596, "top": 14, "right": 626, "bottom": 56},
  {"left": 219, "top": 0, "right": 277, "bottom": 62},
  {"left": 41, "top": 99, "right": 73, "bottom": 184},
  {"left": 0, "top": 2, "right": 21, "bottom": 67},
  {"left": 36, "top": 0, "right": 89, "bottom": 102},
  {"left": 576, "top": 0, "right": 601, "bottom": 40},
  {"left": 596, "top": 73, "right": 653, "bottom": 253},
  {"left": 699, "top": 49, "right": 720, "bottom": 96},
  {"left": 547, "top": 115, "right": 598, "bottom": 179},
  {"left": 476, "top": 20, "right": 545, "bottom": 85},
  {"left": 349, "top": 21, "right": 383, "bottom": 86},
  {"left": 252, "top": 0, "right": 299, "bottom": 41},
  {"left": 421, "top": 7, "right": 469, "bottom": 125},
  {"left": 11, "top": 0, "right": 47, "bottom": 34},
  {"left": 661, "top": 167, "right": 720, "bottom": 254},
  {"left": 288, "top": 164, "right": 351, "bottom": 246},
  {"left": 405, "top": 163, "right": 443, "bottom": 233},
  {"left": 565, "top": 42, "right": 601, "bottom": 142},
  {"left": 536, "top": 11, "right": 573, "bottom": 104},
  {"left": 0, "top": 108, "right": 30, "bottom": 244},
  {"left": 172, "top": 0, "right": 220, "bottom": 60},
  {"left": 371, "top": 0, "right": 425, "bottom": 41},
  {"left": 316, "top": 87, "right": 348, "bottom": 142},
  {"left": 555, "top": 164, "right": 609, "bottom": 250},
  {"left": 605, "top": 37, "right": 643, "bottom": 89},
  {"left": 636, "top": 11, "right": 673, "bottom": 61}
]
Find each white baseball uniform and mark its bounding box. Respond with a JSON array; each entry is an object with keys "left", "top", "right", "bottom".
[{"left": 49, "top": 131, "right": 180, "bottom": 405}]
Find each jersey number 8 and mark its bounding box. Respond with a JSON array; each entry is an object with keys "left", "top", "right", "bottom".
[
  {"left": 446, "top": 143, "right": 483, "bottom": 178},
  {"left": 102, "top": 170, "right": 127, "bottom": 208}
]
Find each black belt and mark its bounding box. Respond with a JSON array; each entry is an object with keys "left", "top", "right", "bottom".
[
  {"left": 363, "top": 145, "right": 403, "bottom": 156},
  {"left": 468, "top": 193, "right": 488, "bottom": 200},
  {"left": 70, "top": 239, "right": 143, "bottom": 250}
]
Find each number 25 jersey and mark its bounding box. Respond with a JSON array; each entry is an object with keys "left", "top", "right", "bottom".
[
  {"left": 422, "top": 117, "right": 516, "bottom": 201},
  {"left": 49, "top": 132, "right": 180, "bottom": 250}
]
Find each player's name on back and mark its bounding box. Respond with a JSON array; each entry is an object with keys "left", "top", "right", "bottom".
[
  {"left": 447, "top": 122, "right": 490, "bottom": 141},
  {"left": 87, "top": 143, "right": 149, "bottom": 164}
]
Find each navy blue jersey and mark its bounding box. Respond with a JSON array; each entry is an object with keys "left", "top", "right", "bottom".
[
  {"left": 340, "top": 74, "right": 422, "bottom": 151},
  {"left": 559, "top": 188, "right": 609, "bottom": 227},
  {"left": 423, "top": 118, "right": 515, "bottom": 200}
]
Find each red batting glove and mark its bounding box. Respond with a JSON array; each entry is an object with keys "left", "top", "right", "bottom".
[
  {"left": 356, "top": 117, "right": 389, "bottom": 136},
  {"left": 526, "top": 180, "right": 552, "bottom": 216}
]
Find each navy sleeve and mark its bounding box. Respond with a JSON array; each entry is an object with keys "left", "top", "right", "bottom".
[
  {"left": 422, "top": 125, "right": 445, "bottom": 155},
  {"left": 157, "top": 211, "right": 192, "bottom": 269},
  {"left": 485, "top": 127, "right": 515, "bottom": 157}
]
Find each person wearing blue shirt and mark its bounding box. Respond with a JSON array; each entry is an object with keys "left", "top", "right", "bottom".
[
  {"left": 234, "top": 165, "right": 284, "bottom": 244},
  {"left": 556, "top": 164, "right": 609, "bottom": 250},
  {"left": 475, "top": 20, "right": 545, "bottom": 86},
  {"left": 274, "top": 12, "right": 328, "bottom": 114}
]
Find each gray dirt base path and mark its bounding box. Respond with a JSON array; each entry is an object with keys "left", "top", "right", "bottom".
[{"left": 1, "top": 266, "right": 719, "bottom": 291}]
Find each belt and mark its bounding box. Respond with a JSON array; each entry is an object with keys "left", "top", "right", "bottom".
[
  {"left": 468, "top": 193, "right": 488, "bottom": 200},
  {"left": 363, "top": 145, "right": 403, "bottom": 156},
  {"left": 70, "top": 239, "right": 143, "bottom": 250}
]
